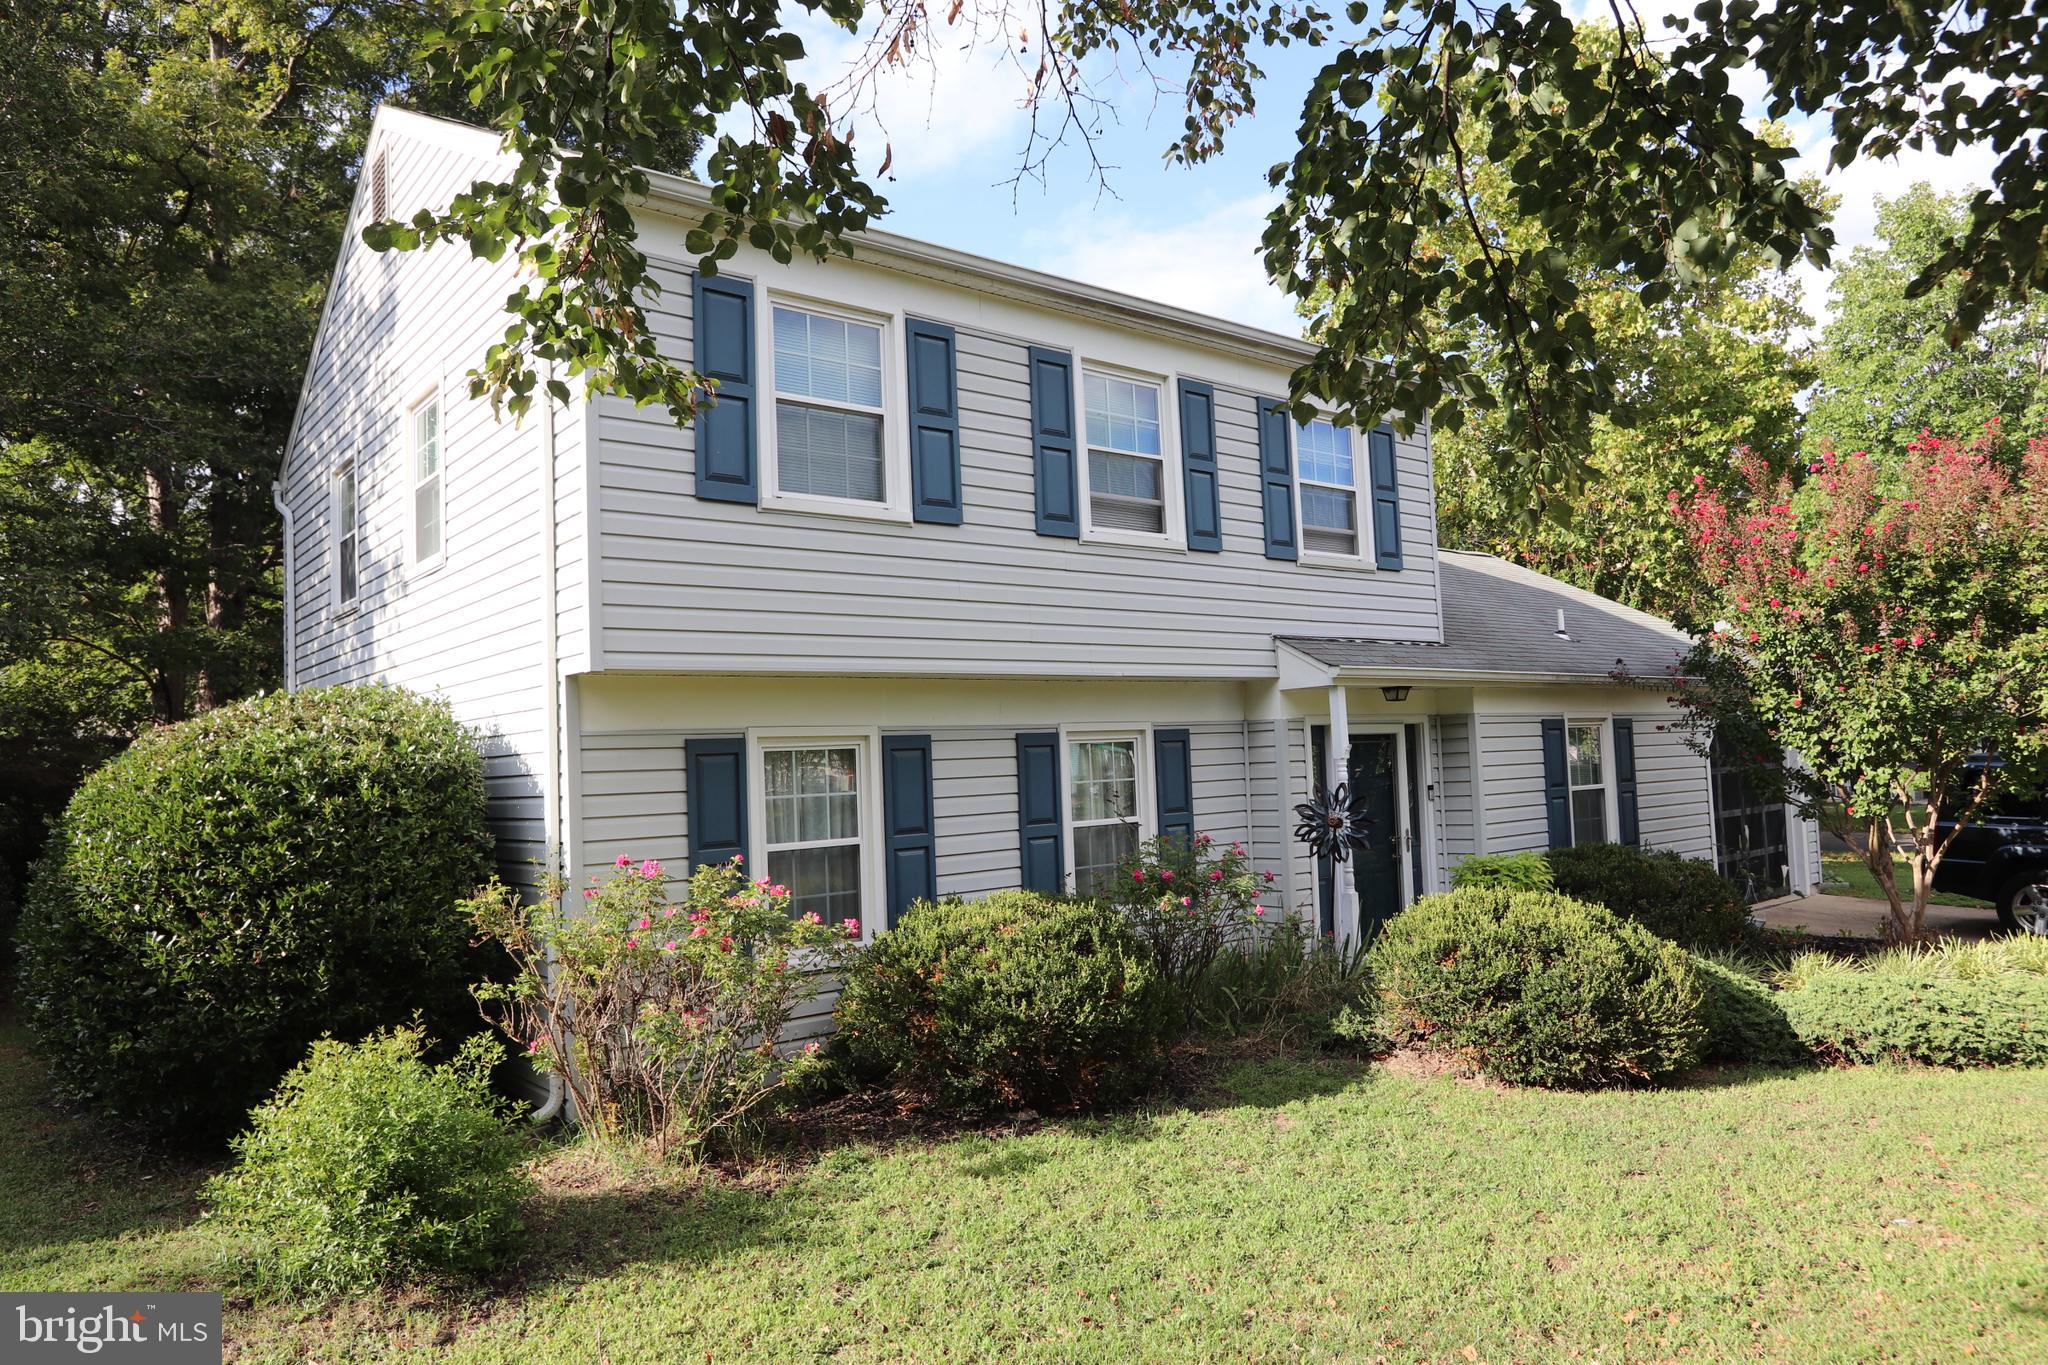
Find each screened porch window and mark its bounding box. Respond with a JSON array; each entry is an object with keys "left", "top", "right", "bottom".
[
  {"left": 1069, "top": 737, "right": 1141, "bottom": 895},
  {"left": 772, "top": 306, "right": 887, "bottom": 503},
  {"left": 1296, "top": 418, "right": 1360, "bottom": 557},
  {"left": 1083, "top": 372, "right": 1166, "bottom": 535},
  {"left": 763, "top": 745, "right": 864, "bottom": 924},
  {"left": 1567, "top": 720, "right": 1609, "bottom": 844}
]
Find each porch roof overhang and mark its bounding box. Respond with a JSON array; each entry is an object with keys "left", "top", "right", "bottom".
[{"left": 1276, "top": 550, "right": 1699, "bottom": 693}]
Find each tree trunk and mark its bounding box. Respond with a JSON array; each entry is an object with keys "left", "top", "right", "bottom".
[
  {"left": 197, "top": 467, "right": 244, "bottom": 712},
  {"left": 144, "top": 464, "right": 188, "bottom": 724}
]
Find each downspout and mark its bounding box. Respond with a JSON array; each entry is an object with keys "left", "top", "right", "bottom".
[
  {"left": 531, "top": 381, "right": 567, "bottom": 1125},
  {"left": 270, "top": 481, "right": 296, "bottom": 691}
]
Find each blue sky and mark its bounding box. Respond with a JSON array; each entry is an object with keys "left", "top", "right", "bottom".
[{"left": 766, "top": 4, "right": 1999, "bottom": 339}]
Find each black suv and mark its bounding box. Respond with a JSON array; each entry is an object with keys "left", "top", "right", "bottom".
[{"left": 1932, "top": 788, "right": 2048, "bottom": 935}]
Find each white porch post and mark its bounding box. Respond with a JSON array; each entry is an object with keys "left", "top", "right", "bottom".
[{"left": 1326, "top": 683, "right": 1357, "bottom": 944}]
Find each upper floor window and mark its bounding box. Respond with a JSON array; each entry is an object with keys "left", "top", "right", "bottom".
[
  {"left": 1083, "top": 371, "right": 1167, "bottom": 537},
  {"left": 762, "top": 744, "right": 865, "bottom": 926},
  {"left": 1069, "top": 736, "right": 1143, "bottom": 895},
  {"left": 1567, "top": 720, "right": 1609, "bottom": 844},
  {"left": 771, "top": 305, "right": 887, "bottom": 505},
  {"left": 1296, "top": 418, "right": 1360, "bottom": 559},
  {"left": 411, "top": 394, "right": 443, "bottom": 566},
  {"left": 331, "top": 460, "right": 359, "bottom": 608}
]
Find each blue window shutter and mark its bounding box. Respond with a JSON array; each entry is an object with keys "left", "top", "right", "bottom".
[
  {"left": 1368, "top": 424, "right": 1403, "bottom": 569},
  {"left": 1540, "top": 718, "right": 1571, "bottom": 850},
  {"left": 1178, "top": 379, "right": 1222, "bottom": 552},
  {"left": 906, "top": 319, "right": 963, "bottom": 525},
  {"left": 1613, "top": 717, "right": 1641, "bottom": 847},
  {"left": 881, "top": 734, "right": 937, "bottom": 928},
  {"left": 685, "top": 736, "right": 748, "bottom": 870},
  {"left": 1257, "top": 397, "right": 1297, "bottom": 560},
  {"left": 692, "top": 273, "right": 757, "bottom": 503},
  {"left": 1026, "top": 347, "right": 1080, "bottom": 538},
  {"left": 1015, "top": 731, "right": 1066, "bottom": 892},
  {"left": 1153, "top": 728, "right": 1195, "bottom": 849}
]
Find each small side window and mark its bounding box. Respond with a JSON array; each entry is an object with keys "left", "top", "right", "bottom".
[
  {"left": 411, "top": 394, "right": 443, "bottom": 566},
  {"left": 332, "top": 460, "right": 358, "bottom": 608},
  {"left": 1295, "top": 418, "right": 1362, "bottom": 560}
]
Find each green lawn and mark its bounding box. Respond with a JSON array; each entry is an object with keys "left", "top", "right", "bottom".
[
  {"left": 6, "top": 1022, "right": 2046, "bottom": 1363},
  {"left": 1821, "top": 852, "right": 1992, "bottom": 909}
]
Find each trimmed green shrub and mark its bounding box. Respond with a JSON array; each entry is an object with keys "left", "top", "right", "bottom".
[
  {"left": 1778, "top": 970, "right": 2048, "bottom": 1067},
  {"left": 1183, "top": 914, "right": 1374, "bottom": 1045},
  {"left": 1546, "top": 843, "right": 1756, "bottom": 951},
  {"left": 17, "top": 685, "right": 492, "bottom": 1142},
  {"left": 834, "top": 892, "right": 1175, "bottom": 1112},
  {"left": 1449, "top": 851, "right": 1556, "bottom": 892},
  {"left": 1368, "top": 889, "right": 1706, "bottom": 1087},
  {"left": 1690, "top": 952, "right": 1809, "bottom": 1066},
  {"left": 205, "top": 1026, "right": 529, "bottom": 1291}
]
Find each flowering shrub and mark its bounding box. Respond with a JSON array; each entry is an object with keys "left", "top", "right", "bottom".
[
  {"left": 1670, "top": 429, "right": 2048, "bottom": 940},
  {"left": 1099, "top": 833, "right": 1275, "bottom": 1000},
  {"left": 464, "top": 856, "right": 856, "bottom": 1155}
]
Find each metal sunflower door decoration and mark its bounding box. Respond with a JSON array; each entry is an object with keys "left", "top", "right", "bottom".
[{"left": 1293, "top": 782, "right": 1375, "bottom": 864}]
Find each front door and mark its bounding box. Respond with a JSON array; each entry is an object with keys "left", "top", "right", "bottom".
[{"left": 1345, "top": 733, "right": 1404, "bottom": 938}]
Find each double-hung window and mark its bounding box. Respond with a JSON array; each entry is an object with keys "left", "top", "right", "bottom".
[
  {"left": 1083, "top": 371, "right": 1167, "bottom": 536},
  {"left": 1068, "top": 736, "right": 1143, "bottom": 895},
  {"left": 1296, "top": 417, "right": 1362, "bottom": 559},
  {"left": 411, "top": 394, "right": 443, "bottom": 566},
  {"left": 1567, "top": 720, "right": 1610, "bottom": 844},
  {"left": 332, "top": 460, "right": 358, "bottom": 608},
  {"left": 762, "top": 744, "right": 865, "bottom": 926},
  {"left": 771, "top": 304, "right": 888, "bottom": 505}
]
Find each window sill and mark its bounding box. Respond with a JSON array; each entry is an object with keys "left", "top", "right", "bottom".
[
  {"left": 1080, "top": 527, "right": 1187, "bottom": 553},
  {"left": 760, "top": 491, "right": 911, "bottom": 525},
  {"left": 1297, "top": 551, "right": 1379, "bottom": 574},
  {"left": 409, "top": 554, "right": 447, "bottom": 580}
]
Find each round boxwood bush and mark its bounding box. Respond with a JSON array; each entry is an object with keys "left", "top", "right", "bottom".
[
  {"left": 204, "top": 1026, "right": 529, "bottom": 1292},
  {"left": 833, "top": 891, "right": 1175, "bottom": 1112},
  {"left": 17, "top": 685, "right": 492, "bottom": 1142},
  {"left": 1545, "top": 843, "right": 1757, "bottom": 951},
  {"left": 1367, "top": 888, "right": 1707, "bottom": 1087}
]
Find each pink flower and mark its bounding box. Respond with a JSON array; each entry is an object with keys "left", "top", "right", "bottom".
[
  {"left": 624, "top": 938, "right": 638, "bottom": 949},
  {"left": 690, "top": 925, "right": 708, "bottom": 938},
  {"left": 803, "top": 1041, "right": 821, "bottom": 1055},
  {"left": 1253, "top": 905, "right": 1265, "bottom": 917},
  {"left": 637, "top": 917, "right": 652, "bottom": 929},
  {"left": 615, "top": 854, "right": 631, "bottom": 868},
  {"left": 583, "top": 888, "right": 597, "bottom": 898},
  {"left": 771, "top": 884, "right": 788, "bottom": 896},
  {"left": 1209, "top": 869, "right": 1224, "bottom": 882},
  {"left": 1179, "top": 896, "right": 1192, "bottom": 907},
  {"left": 663, "top": 907, "right": 678, "bottom": 918},
  {"left": 663, "top": 940, "right": 677, "bottom": 951},
  {"left": 1132, "top": 869, "right": 1146, "bottom": 883},
  {"left": 802, "top": 911, "right": 822, "bottom": 925},
  {"left": 1262, "top": 870, "right": 1276, "bottom": 883},
  {"left": 527, "top": 1038, "right": 542, "bottom": 1053},
  {"left": 1160, "top": 869, "right": 1174, "bottom": 883},
  {"left": 640, "top": 859, "right": 663, "bottom": 879},
  {"left": 842, "top": 917, "right": 860, "bottom": 936},
  {"left": 733, "top": 853, "right": 745, "bottom": 863}
]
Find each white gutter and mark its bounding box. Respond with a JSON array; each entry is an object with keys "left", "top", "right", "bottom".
[
  {"left": 530, "top": 373, "right": 567, "bottom": 1125},
  {"left": 270, "top": 481, "right": 296, "bottom": 691}
]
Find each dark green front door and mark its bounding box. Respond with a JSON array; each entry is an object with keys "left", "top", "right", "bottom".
[{"left": 1345, "top": 734, "right": 1403, "bottom": 938}]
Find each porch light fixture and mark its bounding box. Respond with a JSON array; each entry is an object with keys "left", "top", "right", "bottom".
[{"left": 1380, "top": 685, "right": 1412, "bottom": 702}]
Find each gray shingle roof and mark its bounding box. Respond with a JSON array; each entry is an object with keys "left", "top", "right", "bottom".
[{"left": 1279, "top": 551, "right": 1695, "bottom": 684}]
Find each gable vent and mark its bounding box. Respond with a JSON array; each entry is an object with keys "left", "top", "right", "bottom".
[{"left": 368, "top": 149, "right": 388, "bottom": 222}]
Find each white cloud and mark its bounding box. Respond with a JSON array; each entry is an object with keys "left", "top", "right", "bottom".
[{"left": 1023, "top": 196, "right": 1302, "bottom": 335}]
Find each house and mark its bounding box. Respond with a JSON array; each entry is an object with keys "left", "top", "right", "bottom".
[{"left": 275, "top": 107, "right": 1821, "bottom": 1007}]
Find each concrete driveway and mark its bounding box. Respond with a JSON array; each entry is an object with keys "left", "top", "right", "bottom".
[{"left": 1752, "top": 892, "right": 1999, "bottom": 942}]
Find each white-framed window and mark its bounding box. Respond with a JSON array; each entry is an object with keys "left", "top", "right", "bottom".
[
  {"left": 409, "top": 392, "right": 444, "bottom": 567},
  {"left": 1066, "top": 734, "right": 1148, "bottom": 896},
  {"left": 1567, "top": 718, "right": 1612, "bottom": 845},
  {"left": 331, "top": 459, "right": 359, "bottom": 610},
  {"left": 1081, "top": 368, "right": 1179, "bottom": 544},
  {"left": 1295, "top": 416, "right": 1364, "bottom": 560},
  {"left": 760, "top": 741, "right": 868, "bottom": 928},
  {"left": 764, "top": 300, "right": 900, "bottom": 516}
]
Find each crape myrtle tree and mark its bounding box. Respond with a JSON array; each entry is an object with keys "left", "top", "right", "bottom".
[
  {"left": 376, "top": 0, "right": 2043, "bottom": 499},
  {"left": 1668, "top": 431, "right": 2048, "bottom": 943}
]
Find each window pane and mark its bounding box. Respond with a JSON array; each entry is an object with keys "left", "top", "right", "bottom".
[
  {"left": 1083, "top": 374, "right": 1161, "bottom": 456},
  {"left": 336, "top": 468, "right": 355, "bottom": 523},
  {"left": 338, "top": 535, "right": 357, "bottom": 602},
  {"left": 773, "top": 307, "right": 883, "bottom": 409},
  {"left": 1568, "top": 724, "right": 1604, "bottom": 788},
  {"left": 1074, "top": 823, "right": 1139, "bottom": 897},
  {"left": 768, "top": 844, "right": 861, "bottom": 924},
  {"left": 1300, "top": 485, "right": 1356, "bottom": 532},
  {"left": 1571, "top": 788, "right": 1608, "bottom": 845},
  {"left": 1088, "top": 449, "right": 1162, "bottom": 500},
  {"left": 764, "top": 746, "right": 859, "bottom": 847},
  {"left": 416, "top": 402, "right": 441, "bottom": 478},
  {"left": 415, "top": 480, "right": 441, "bottom": 560},
  {"left": 1068, "top": 740, "right": 1138, "bottom": 823},
  {"left": 777, "top": 403, "right": 885, "bottom": 502},
  {"left": 1295, "top": 419, "right": 1352, "bottom": 486}
]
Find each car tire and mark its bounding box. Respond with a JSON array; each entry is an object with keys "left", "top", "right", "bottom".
[{"left": 1994, "top": 871, "right": 2048, "bottom": 936}]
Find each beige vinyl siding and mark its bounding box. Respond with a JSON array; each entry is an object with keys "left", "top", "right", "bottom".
[
  {"left": 1633, "top": 719, "right": 1715, "bottom": 862},
  {"left": 1475, "top": 704, "right": 1715, "bottom": 862},
  {"left": 1434, "top": 714, "right": 1476, "bottom": 885},
  {"left": 592, "top": 259, "right": 1443, "bottom": 679}
]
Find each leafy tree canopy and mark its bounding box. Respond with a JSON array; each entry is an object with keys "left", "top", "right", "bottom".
[
  {"left": 1807, "top": 183, "right": 2048, "bottom": 461},
  {"left": 381, "top": 0, "right": 2044, "bottom": 500}
]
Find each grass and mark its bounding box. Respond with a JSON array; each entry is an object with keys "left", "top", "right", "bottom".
[
  {"left": 6, "top": 1021, "right": 2047, "bottom": 1362},
  {"left": 1820, "top": 852, "right": 1992, "bottom": 909}
]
